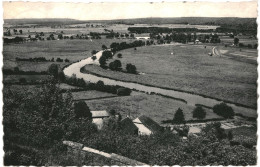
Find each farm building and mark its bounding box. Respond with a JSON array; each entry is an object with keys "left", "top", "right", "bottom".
[
  {"left": 133, "top": 115, "right": 163, "bottom": 135},
  {"left": 120, "top": 117, "right": 139, "bottom": 135},
  {"left": 91, "top": 110, "right": 110, "bottom": 129}
]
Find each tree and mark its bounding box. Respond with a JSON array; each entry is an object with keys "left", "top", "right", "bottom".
[
  {"left": 213, "top": 102, "right": 234, "bottom": 119},
  {"left": 192, "top": 106, "right": 206, "bottom": 119},
  {"left": 228, "top": 131, "right": 233, "bottom": 140},
  {"left": 102, "top": 44, "right": 107, "bottom": 50},
  {"left": 99, "top": 55, "right": 107, "bottom": 68},
  {"left": 74, "top": 101, "right": 92, "bottom": 119},
  {"left": 117, "top": 53, "right": 122, "bottom": 58},
  {"left": 113, "top": 60, "right": 122, "bottom": 70},
  {"left": 14, "top": 67, "right": 20, "bottom": 73},
  {"left": 234, "top": 38, "right": 239, "bottom": 45},
  {"left": 91, "top": 50, "right": 97, "bottom": 55},
  {"left": 126, "top": 63, "right": 137, "bottom": 74},
  {"left": 48, "top": 64, "right": 59, "bottom": 78},
  {"left": 58, "top": 34, "right": 63, "bottom": 39},
  {"left": 96, "top": 80, "right": 105, "bottom": 91},
  {"left": 173, "top": 108, "right": 185, "bottom": 124},
  {"left": 19, "top": 30, "right": 22, "bottom": 34},
  {"left": 91, "top": 56, "right": 97, "bottom": 61},
  {"left": 19, "top": 78, "right": 27, "bottom": 84}
]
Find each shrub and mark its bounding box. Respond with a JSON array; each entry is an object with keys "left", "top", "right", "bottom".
[
  {"left": 126, "top": 63, "right": 137, "bottom": 74},
  {"left": 48, "top": 64, "right": 60, "bottom": 78},
  {"left": 117, "top": 53, "right": 122, "bottom": 58},
  {"left": 19, "top": 78, "right": 27, "bottom": 84},
  {"left": 192, "top": 106, "right": 206, "bottom": 119},
  {"left": 91, "top": 56, "right": 97, "bottom": 61},
  {"left": 64, "top": 59, "right": 69, "bottom": 62},
  {"left": 239, "top": 43, "right": 244, "bottom": 47},
  {"left": 91, "top": 50, "right": 97, "bottom": 55},
  {"left": 228, "top": 131, "right": 233, "bottom": 140},
  {"left": 117, "top": 88, "right": 131, "bottom": 96},
  {"left": 102, "top": 44, "right": 107, "bottom": 50},
  {"left": 254, "top": 44, "right": 258, "bottom": 49},
  {"left": 248, "top": 44, "right": 252, "bottom": 49},
  {"left": 230, "top": 140, "right": 240, "bottom": 146},
  {"left": 173, "top": 108, "right": 185, "bottom": 124},
  {"left": 213, "top": 102, "right": 234, "bottom": 119},
  {"left": 56, "top": 58, "right": 63, "bottom": 62}
]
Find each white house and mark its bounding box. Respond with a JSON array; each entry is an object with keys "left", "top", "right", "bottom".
[
  {"left": 91, "top": 110, "right": 110, "bottom": 129},
  {"left": 133, "top": 115, "right": 162, "bottom": 135}
]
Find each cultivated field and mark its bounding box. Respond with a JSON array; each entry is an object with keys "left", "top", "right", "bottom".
[
  {"left": 83, "top": 44, "right": 257, "bottom": 108},
  {"left": 85, "top": 92, "right": 222, "bottom": 124}
]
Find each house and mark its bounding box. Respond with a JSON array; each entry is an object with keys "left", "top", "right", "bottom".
[
  {"left": 120, "top": 117, "right": 138, "bottom": 135},
  {"left": 91, "top": 110, "right": 110, "bottom": 129},
  {"left": 133, "top": 115, "right": 163, "bottom": 135}
]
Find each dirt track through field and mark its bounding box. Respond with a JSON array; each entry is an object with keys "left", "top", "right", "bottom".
[{"left": 63, "top": 50, "right": 256, "bottom": 118}]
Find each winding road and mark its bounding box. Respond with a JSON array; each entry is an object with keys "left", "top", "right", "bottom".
[{"left": 63, "top": 50, "right": 257, "bottom": 118}]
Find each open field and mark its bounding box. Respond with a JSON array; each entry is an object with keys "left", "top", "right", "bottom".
[
  {"left": 3, "top": 38, "right": 136, "bottom": 71},
  {"left": 83, "top": 44, "right": 257, "bottom": 108},
  {"left": 3, "top": 75, "right": 51, "bottom": 83},
  {"left": 219, "top": 36, "right": 257, "bottom": 45},
  {"left": 85, "top": 92, "right": 222, "bottom": 124},
  {"left": 71, "top": 90, "right": 117, "bottom": 101}
]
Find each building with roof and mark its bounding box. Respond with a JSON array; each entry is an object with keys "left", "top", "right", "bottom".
[
  {"left": 133, "top": 115, "right": 163, "bottom": 135},
  {"left": 120, "top": 117, "right": 138, "bottom": 135},
  {"left": 91, "top": 110, "right": 110, "bottom": 129}
]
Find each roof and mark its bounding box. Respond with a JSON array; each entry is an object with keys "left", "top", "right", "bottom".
[
  {"left": 91, "top": 110, "right": 109, "bottom": 118},
  {"left": 120, "top": 117, "right": 138, "bottom": 132},
  {"left": 133, "top": 115, "right": 162, "bottom": 133}
]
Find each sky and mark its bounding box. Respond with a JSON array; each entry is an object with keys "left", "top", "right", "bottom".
[{"left": 3, "top": 1, "right": 258, "bottom": 20}]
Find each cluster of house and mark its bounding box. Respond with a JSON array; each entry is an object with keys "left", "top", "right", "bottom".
[{"left": 91, "top": 110, "right": 162, "bottom": 135}]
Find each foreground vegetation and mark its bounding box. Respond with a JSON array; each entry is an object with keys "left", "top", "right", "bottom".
[{"left": 3, "top": 80, "right": 256, "bottom": 165}]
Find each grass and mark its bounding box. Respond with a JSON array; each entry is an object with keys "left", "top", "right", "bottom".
[
  {"left": 3, "top": 38, "right": 136, "bottom": 71},
  {"left": 71, "top": 90, "right": 117, "bottom": 101},
  {"left": 219, "top": 36, "right": 257, "bottom": 45},
  {"left": 3, "top": 75, "right": 51, "bottom": 83},
  {"left": 83, "top": 44, "right": 257, "bottom": 108},
  {"left": 85, "top": 92, "right": 222, "bottom": 124}
]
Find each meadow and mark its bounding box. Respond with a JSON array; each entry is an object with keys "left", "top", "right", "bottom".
[
  {"left": 85, "top": 92, "right": 222, "bottom": 124},
  {"left": 83, "top": 44, "right": 257, "bottom": 108},
  {"left": 3, "top": 38, "right": 135, "bottom": 72}
]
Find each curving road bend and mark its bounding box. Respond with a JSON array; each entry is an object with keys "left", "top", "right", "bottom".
[{"left": 63, "top": 50, "right": 256, "bottom": 118}]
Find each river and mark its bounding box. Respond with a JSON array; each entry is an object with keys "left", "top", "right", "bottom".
[{"left": 63, "top": 50, "right": 256, "bottom": 118}]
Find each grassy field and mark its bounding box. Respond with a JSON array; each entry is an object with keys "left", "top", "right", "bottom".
[
  {"left": 3, "top": 38, "right": 136, "bottom": 71},
  {"left": 3, "top": 75, "right": 51, "bottom": 83},
  {"left": 71, "top": 90, "right": 117, "bottom": 101},
  {"left": 83, "top": 44, "right": 257, "bottom": 108},
  {"left": 219, "top": 36, "right": 257, "bottom": 45},
  {"left": 85, "top": 92, "right": 222, "bottom": 124}
]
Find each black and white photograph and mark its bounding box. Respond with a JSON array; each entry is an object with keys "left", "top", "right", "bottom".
[{"left": 2, "top": 0, "right": 258, "bottom": 166}]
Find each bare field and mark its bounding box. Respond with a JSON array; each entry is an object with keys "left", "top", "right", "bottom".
[
  {"left": 86, "top": 92, "right": 222, "bottom": 124},
  {"left": 83, "top": 44, "right": 257, "bottom": 107}
]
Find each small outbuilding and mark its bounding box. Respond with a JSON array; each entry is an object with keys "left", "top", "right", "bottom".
[
  {"left": 91, "top": 110, "right": 110, "bottom": 129},
  {"left": 133, "top": 115, "right": 163, "bottom": 135}
]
